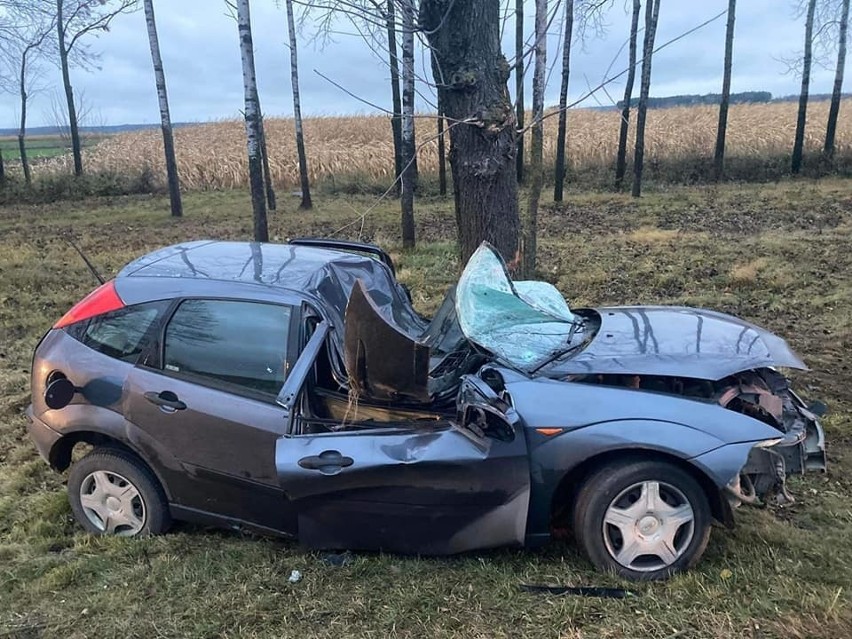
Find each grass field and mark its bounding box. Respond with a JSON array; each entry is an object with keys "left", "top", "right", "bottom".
[
  {"left": 27, "top": 100, "right": 852, "bottom": 191},
  {"left": 2, "top": 180, "right": 852, "bottom": 637},
  {"left": 0, "top": 135, "right": 106, "bottom": 163}
]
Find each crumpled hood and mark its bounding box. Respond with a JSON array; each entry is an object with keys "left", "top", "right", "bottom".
[{"left": 547, "top": 305, "right": 807, "bottom": 380}]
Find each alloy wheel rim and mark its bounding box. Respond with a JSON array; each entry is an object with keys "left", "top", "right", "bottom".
[
  {"left": 79, "top": 470, "right": 146, "bottom": 536},
  {"left": 602, "top": 480, "right": 695, "bottom": 572}
]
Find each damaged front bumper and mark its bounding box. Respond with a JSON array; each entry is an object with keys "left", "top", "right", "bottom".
[{"left": 724, "top": 383, "right": 827, "bottom": 507}]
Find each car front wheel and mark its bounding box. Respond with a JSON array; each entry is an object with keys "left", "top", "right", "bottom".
[
  {"left": 68, "top": 447, "right": 170, "bottom": 537},
  {"left": 572, "top": 459, "right": 712, "bottom": 580}
]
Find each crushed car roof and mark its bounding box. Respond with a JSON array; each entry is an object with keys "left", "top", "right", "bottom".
[{"left": 117, "top": 240, "right": 426, "bottom": 334}]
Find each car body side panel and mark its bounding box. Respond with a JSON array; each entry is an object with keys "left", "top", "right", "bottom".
[
  {"left": 275, "top": 424, "right": 530, "bottom": 555},
  {"left": 505, "top": 374, "right": 783, "bottom": 444}
]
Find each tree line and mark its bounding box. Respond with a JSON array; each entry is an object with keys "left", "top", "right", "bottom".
[{"left": 0, "top": 0, "right": 850, "bottom": 276}]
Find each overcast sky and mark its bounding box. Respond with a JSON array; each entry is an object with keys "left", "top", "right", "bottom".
[{"left": 1, "top": 0, "right": 848, "bottom": 130}]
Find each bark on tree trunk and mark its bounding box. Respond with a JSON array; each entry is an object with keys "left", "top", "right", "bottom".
[
  {"left": 422, "top": 0, "right": 520, "bottom": 265},
  {"left": 18, "top": 49, "right": 31, "bottom": 185},
  {"left": 437, "top": 95, "right": 448, "bottom": 196},
  {"left": 631, "top": 0, "right": 661, "bottom": 198},
  {"left": 236, "top": 0, "right": 269, "bottom": 242},
  {"left": 615, "top": 0, "right": 640, "bottom": 190},
  {"left": 553, "top": 0, "right": 574, "bottom": 202},
  {"left": 713, "top": 0, "right": 736, "bottom": 182},
  {"left": 57, "top": 0, "right": 83, "bottom": 177},
  {"left": 792, "top": 0, "right": 817, "bottom": 174},
  {"left": 521, "top": 0, "right": 547, "bottom": 277},
  {"left": 386, "top": 0, "right": 403, "bottom": 195},
  {"left": 515, "top": 0, "right": 525, "bottom": 184},
  {"left": 259, "top": 117, "right": 277, "bottom": 211},
  {"left": 400, "top": 0, "right": 417, "bottom": 248},
  {"left": 144, "top": 0, "right": 182, "bottom": 217},
  {"left": 285, "top": 0, "right": 312, "bottom": 209},
  {"left": 0, "top": 149, "right": 5, "bottom": 184},
  {"left": 824, "top": 0, "right": 849, "bottom": 161}
]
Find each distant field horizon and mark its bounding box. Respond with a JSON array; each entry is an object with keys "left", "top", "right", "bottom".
[{"left": 2, "top": 90, "right": 849, "bottom": 139}]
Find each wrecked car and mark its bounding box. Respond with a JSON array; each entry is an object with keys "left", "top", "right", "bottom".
[{"left": 26, "top": 238, "right": 826, "bottom": 580}]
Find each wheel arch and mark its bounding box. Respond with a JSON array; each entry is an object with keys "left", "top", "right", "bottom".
[
  {"left": 49, "top": 430, "right": 173, "bottom": 501},
  {"left": 549, "top": 448, "right": 734, "bottom": 535}
]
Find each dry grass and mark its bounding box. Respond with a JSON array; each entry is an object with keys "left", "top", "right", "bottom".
[
  {"left": 2, "top": 179, "right": 852, "bottom": 637},
  {"left": 31, "top": 100, "right": 852, "bottom": 190}
]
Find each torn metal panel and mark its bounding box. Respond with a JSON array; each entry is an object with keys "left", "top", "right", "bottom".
[{"left": 344, "top": 280, "right": 431, "bottom": 403}]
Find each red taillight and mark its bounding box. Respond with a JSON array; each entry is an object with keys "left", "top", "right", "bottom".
[{"left": 54, "top": 280, "right": 125, "bottom": 329}]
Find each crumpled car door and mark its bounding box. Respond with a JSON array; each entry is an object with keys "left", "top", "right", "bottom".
[{"left": 275, "top": 322, "right": 531, "bottom": 555}]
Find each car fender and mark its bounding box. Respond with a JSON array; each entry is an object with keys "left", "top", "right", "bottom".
[{"left": 524, "top": 418, "right": 767, "bottom": 541}]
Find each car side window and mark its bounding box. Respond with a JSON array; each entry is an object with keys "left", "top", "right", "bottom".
[
  {"left": 83, "top": 302, "right": 167, "bottom": 364},
  {"left": 163, "top": 299, "right": 292, "bottom": 398}
]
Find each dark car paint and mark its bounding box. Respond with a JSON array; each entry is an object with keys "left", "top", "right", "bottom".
[
  {"left": 27, "top": 240, "right": 809, "bottom": 555},
  {"left": 543, "top": 306, "right": 807, "bottom": 380}
]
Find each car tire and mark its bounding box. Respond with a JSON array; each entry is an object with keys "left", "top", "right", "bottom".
[
  {"left": 68, "top": 447, "right": 171, "bottom": 537},
  {"left": 572, "top": 459, "right": 712, "bottom": 581}
]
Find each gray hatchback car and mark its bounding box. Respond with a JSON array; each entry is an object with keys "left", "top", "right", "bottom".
[{"left": 27, "top": 238, "right": 826, "bottom": 580}]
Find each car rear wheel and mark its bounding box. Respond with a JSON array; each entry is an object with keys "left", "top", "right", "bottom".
[
  {"left": 572, "top": 459, "right": 712, "bottom": 580},
  {"left": 68, "top": 447, "right": 170, "bottom": 537}
]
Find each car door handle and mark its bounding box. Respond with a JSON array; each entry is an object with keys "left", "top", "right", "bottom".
[
  {"left": 144, "top": 391, "right": 187, "bottom": 411},
  {"left": 298, "top": 450, "right": 354, "bottom": 474}
]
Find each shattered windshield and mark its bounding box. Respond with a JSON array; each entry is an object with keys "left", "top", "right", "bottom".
[{"left": 455, "top": 244, "right": 578, "bottom": 369}]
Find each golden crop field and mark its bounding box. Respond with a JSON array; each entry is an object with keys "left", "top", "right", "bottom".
[{"left": 35, "top": 100, "right": 852, "bottom": 190}]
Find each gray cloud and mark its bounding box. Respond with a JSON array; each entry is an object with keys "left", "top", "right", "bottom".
[{"left": 1, "top": 0, "right": 848, "bottom": 129}]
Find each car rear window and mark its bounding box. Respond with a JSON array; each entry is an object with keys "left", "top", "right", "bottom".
[
  {"left": 81, "top": 302, "right": 167, "bottom": 364},
  {"left": 163, "top": 299, "right": 292, "bottom": 397}
]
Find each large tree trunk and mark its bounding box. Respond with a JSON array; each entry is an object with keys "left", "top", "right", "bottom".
[
  {"left": 515, "top": 0, "right": 525, "bottom": 184},
  {"left": 521, "top": 0, "right": 547, "bottom": 277},
  {"left": 399, "top": 0, "right": 416, "bottom": 248},
  {"left": 285, "top": 0, "right": 312, "bottom": 209},
  {"left": 57, "top": 0, "right": 83, "bottom": 177},
  {"left": 422, "top": 0, "right": 520, "bottom": 265},
  {"left": 631, "top": 0, "right": 661, "bottom": 198},
  {"left": 0, "top": 148, "right": 5, "bottom": 184},
  {"left": 144, "top": 0, "right": 182, "bottom": 217},
  {"left": 236, "top": 0, "right": 269, "bottom": 242},
  {"left": 386, "top": 0, "right": 403, "bottom": 194},
  {"left": 615, "top": 0, "right": 641, "bottom": 190},
  {"left": 824, "top": 0, "right": 849, "bottom": 160},
  {"left": 792, "top": 0, "right": 817, "bottom": 174},
  {"left": 552, "top": 0, "right": 574, "bottom": 202},
  {"left": 18, "top": 48, "right": 31, "bottom": 185},
  {"left": 713, "top": 0, "right": 736, "bottom": 182}
]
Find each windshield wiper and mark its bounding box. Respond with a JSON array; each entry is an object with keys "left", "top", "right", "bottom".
[{"left": 529, "top": 319, "right": 586, "bottom": 374}]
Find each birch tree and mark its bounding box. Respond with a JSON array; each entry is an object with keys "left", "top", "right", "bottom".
[
  {"left": 143, "top": 0, "right": 181, "bottom": 216},
  {"left": 385, "top": 0, "right": 403, "bottom": 192},
  {"left": 792, "top": 0, "right": 817, "bottom": 174},
  {"left": 1, "top": 1, "right": 55, "bottom": 185},
  {"left": 399, "top": 0, "right": 416, "bottom": 248},
  {"left": 631, "top": 0, "right": 660, "bottom": 198},
  {"left": 824, "top": 0, "right": 849, "bottom": 160},
  {"left": 614, "top": 0, "right": 640, "bottom": 189},
  {"left": 285, "top": 0, "right": 312, "bottom": 209},
  {"left": 552, "top": 0, "right": 574, "bottom": 202},
  {"left": 55, "top": 0, "right": 137, "bottom": 177},
  {"left": 713, "top": 0, "right": 736, "bottom": 181},
  {"left": 520, "top": 0, "right": 546, "bottom": 276},
  {"left": 234, "top": 0, "right": 269, "bottom": 242}
]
